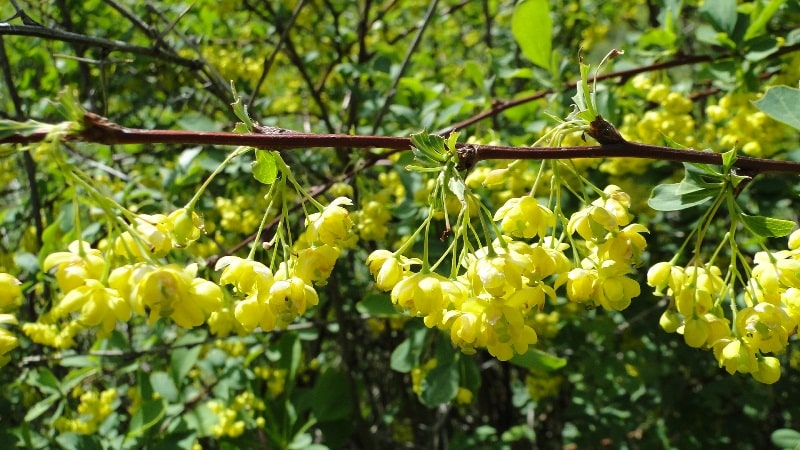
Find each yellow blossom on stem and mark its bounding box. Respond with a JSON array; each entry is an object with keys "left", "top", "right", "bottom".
[
  {"left": 52, "top": 279, "right": 130, "bottom": 337},
  {"left": 167, "top": 208, "right": 204, "bottom": 247},
  {"left": 267, "top": 277, "right": 319, "bottom": 328},
  {"left": 128, "top": 264, "right": 222, "bottom": 328},
  {"left": 306, "top": 197, "right": 354, "bottom": 246},
  {"left": 493, "top": 196, "right": 555, "bottom": 239},
  {"left": 0, "top": 273, "right": 23, "bottom": 310},
  {"left": 294, "top": 244, "right": 340, "bottom": 286},
  {"left": 215, "top": 256, "right": 274, "bottom": 295},
  {"left": 44, "top": 240, "right": 107, "bottom": 292},
  {"left": 366, "top": 250, "right": 420, "bottom": 292}
]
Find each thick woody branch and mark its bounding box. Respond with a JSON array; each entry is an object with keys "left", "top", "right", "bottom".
[{"left": 3, "top": 113, "right": 800, "bottom": 176}]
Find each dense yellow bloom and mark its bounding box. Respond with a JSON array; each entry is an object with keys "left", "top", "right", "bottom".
[
  {"left": 44, "top": 240, "right": 107, "bottom": 292},
  {"left": 52, "top": 279, "right": 130, "bottom": 336}
]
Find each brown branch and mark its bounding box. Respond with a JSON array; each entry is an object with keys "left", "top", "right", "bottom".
[
  {"left": 0, "top": 23, "right": 203, "bottom": 70},
  {"left": 3, "top": 113, "right": 800, "bottom": 176}
]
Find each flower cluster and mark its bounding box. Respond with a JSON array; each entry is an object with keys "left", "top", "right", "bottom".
[
  {"left": 565, "top": 185, "right": 648, "bottom": 311},
  {"left": 207, "top": 391, "right": 266, "bottom": 439},
  {"left": 648, "top": 229, "right": 800, "bottom": 384},
  {"left": 368, "top": 185, "right": 647, "bottom": 361},
  {"left": 216, "top": 197, "right": 354, "bottom": 332},
  {"left": 54, "top": 388, "right": 118, "bottom": 435}
]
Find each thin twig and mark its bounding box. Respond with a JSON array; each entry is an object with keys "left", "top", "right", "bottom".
[
  {"left": 248, "top": 0, "right": 308, "bottom": 110},
  {"left": 437, "top": 42, "right": 800, "bottom": 135},
  {"left": 371, "top": 0, "right": 440, "bottom": 134}
]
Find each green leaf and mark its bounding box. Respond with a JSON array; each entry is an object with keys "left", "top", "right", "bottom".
[
  {"left": 771, "top": 428, "right": 800, "bottom": 450},
  {"left": 311, "top": 369, "right": 354, "bottom": 421},
  {"left": 127, "top": 399, "right": 166, "bottom": 439},
  {"left": 356, "top": 293, "right": 400, "bottom": 316},
  {"left": 390, "top": 325, "right": 427, "bottom": 373},
  {"left": 410, "top": 131, "right": 447, "bottom": 166},
  {"left": 721, "top": 148, "right": 737, "bottom": 172},
  {"left": 446, "top": 173, "right": 466, "bottom": 203},
  {"left": 699, "top": 0, "right": 738, "bottom": 35},
  {"left": 56, "top": 433, "right": 103, "bottom": 450},
  {"left": 230, "top": 81, "right": 254, "bottom": 133},
  {"left": 170, "top": 345, "right": 201, "bottom": 387},
  {"left": 420, "top": 360, "right": 459, "bottom": 407},
  {"left": 25, "top": 394, "right": 61, "bottom": 422},
  {"left": 252, "top": 150, "right": 278, "bottom": 184},
  {"left": 648, "top": 183, "right": 717, "bottom": 211},
  {"left": 744, "top": 0, "right": 786, "bottom": 41},
  {"left": 740, "top": 214, "right": 796, "bottom": 238},
  {"left": 753, "top": 86, "right": 800, "bottom": 131},
  {"left": 0, "top": 119, "right": 57, "bottom": 140},
  {"left": 150, "top": 371, "right": 179, "bottom": 402},
  {"left": 509, "top": 348, "right": 567, "bottom": 371},
  {"left": 511, "top": 0, "right": 553, "bottom": 72}
]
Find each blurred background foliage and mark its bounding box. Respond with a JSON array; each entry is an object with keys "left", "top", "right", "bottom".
[{"left": 2, "top": 0, "right": 800, "bottom": 449}]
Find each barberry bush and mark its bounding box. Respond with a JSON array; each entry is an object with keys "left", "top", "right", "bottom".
[{"left": 2, "top": 1, "right": 800, "bottom": 449}]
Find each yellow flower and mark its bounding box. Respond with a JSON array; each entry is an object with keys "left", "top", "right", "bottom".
[
  {"left": 366, "top": 250, "right": 420, "bottom": 292},
  {"left": 0, "top": 273, "right": 22, "bottom": 309},
  {"left": 751, "top": 356, "right": 781, "bottom": 384},
  {"left": 294, "top": 244, "right": 340, "bottom": 286},
  {"left": 567, "top": 205, "right": 617, "bottom": 241},
  {"left": 130, "top": 264, "right": 222, "bottom": 328},
  {"left": 306, "top": 197, "right": 354, "bottom": 246},
  {"left": 592, "top": 185, "right": 632, "bottom": 227},
  {"left": 493, "top": 196, "right": 555, "bottom": 239},
  {"left": 736, "top": 302, "right": 794, "bottom": 354},
  {"left": 167, "top": 208, "right": 204, "bottom": 247},
  {"left": 234, "top": 294, "right": 275, "bottom": 332},
  {"left": 267, "top": 277, "right": 319, "bottom": 328},
  {"left": 43, "top": 240, "right": 107, "bottom": 292},
  {"left": 682, "top": 317, "right": 709, "bottom": 348},
  {"left": 215, "top": 256, "right": 274, "bottom": 296},
  {"left": 713, "top": 338, "right": 757, "bottom": 374},
  {"left": 53, "top": 279, "right": 130, "bottom": 336},
  {"left": 391, "top": 272, "right": 460, "bottom": 325},
  {"left": 566, "top": 267, "right": 597, "bottom": 304},
  {"left": 0, "top": 326, "right": 18, "bottom": 366},
  {"left": 647, "top": 262, "right": 685, "bottom": 296},
  {"left": 113, "top": 214, "right": 172, "bottom": 260}
]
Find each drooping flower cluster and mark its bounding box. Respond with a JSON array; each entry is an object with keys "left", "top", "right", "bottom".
[
  {"left": 215, "top": 197, "right": 355, "bottom": 333},
  {"left": 565, "top": 185, "right": 648, "bottom": 311},
  {"left": 648, "top": 228, "right": 800, "bottom": 384},
  {"left": 368, "top": 185, "right": 647, "bottom": 361}
]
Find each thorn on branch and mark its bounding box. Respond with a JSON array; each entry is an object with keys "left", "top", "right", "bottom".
[
  {"left": 585, "top": 115, "right": 626, "bottom": 146},
  {"left": 456, "top": 144, "right": 478, "bottom": 172},
  {"left": 81, "top": 112, "right": 125, "bottom": 144}
]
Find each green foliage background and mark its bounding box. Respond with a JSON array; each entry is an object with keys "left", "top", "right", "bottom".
[{"left": 2, "top": 0, "right": 800, "bottom": 449}]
